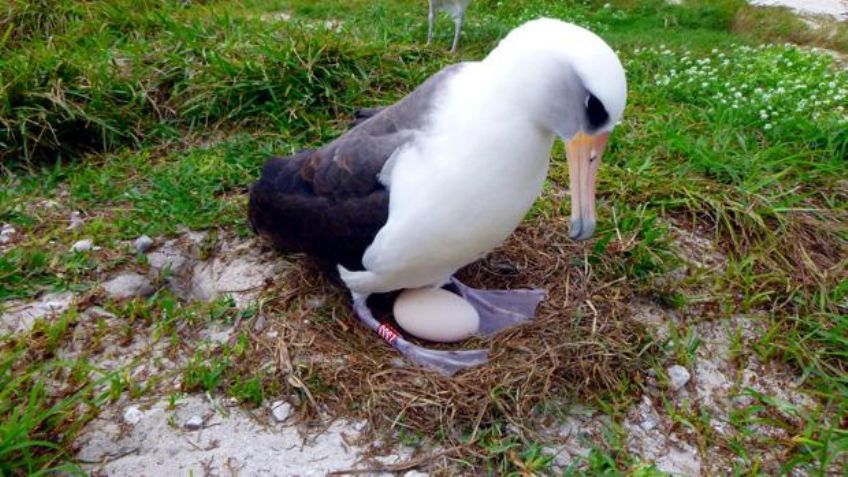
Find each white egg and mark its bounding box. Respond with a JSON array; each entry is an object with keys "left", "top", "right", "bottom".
[{"left": 393, "top": 287, "right": 480, "bottom": 343}]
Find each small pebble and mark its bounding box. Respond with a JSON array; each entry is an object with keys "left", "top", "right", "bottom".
[
  {"left": 0, "top": 224, "right": 15, "bottom": 244},
  {"left": 270, "top": 400, "right": 293, "bottom": 422},
  {"left": 404, "top": 471, "right": 430, "bottom": 477},
  {"left": 102, "top": 273, "right": 154, "bottom": 299},
  {"left": 637, "top": 396, "right": 659, "bottom": 431},
  {"left": 133, "top": 235, "right": 154, "bottom": 253},
  {"left": 184, "top": 415, "right": 203, "bottom": 430},
  {"left": 667, "top": 365, "right": 692, "bottom": 391},
  {"left": 184, "top": 230, "right": 208, "bottom": 244},
  {"left": 70, "top": 239, "right": 93, "bottom": 252},
  {"left": 557, "top": 421, "right": 577, "bottom": 438},
  {"left": 305, "top": 296, "right": 326, "bottom": 309},
  {"left": 542, "top": 447, "right": 571, "bottom": 469},
  {"left": 639, "top": 414, "right": 658, "bottom": 431},
  {"left": 253, "top": 315, "right": 267, "bottom": 332},
  {"left": 123, "top": 406, "right": 144, "bottom": 425},
  {"left": 67, "top": 211, "right": 83, "bottom": 231}
]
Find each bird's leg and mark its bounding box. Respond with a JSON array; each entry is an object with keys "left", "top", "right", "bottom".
[
  {"left": 350, "top": 292, "right": 488, "bottom": 377},
  {"left": 446, "top": 277, "right": 545, "bottom": 336},
  {"left": 450, "top": 11, "right": 464, "bottom": 53},
  {"left": 427, "top": 1, "right": 435, "bottom": 46}
]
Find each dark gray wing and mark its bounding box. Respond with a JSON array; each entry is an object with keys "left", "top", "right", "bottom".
[
  {"left": 348, "top": 107, "right": 385, "bottom": 128},
  {"left": 248, "top": 63, "right": 467, "bottom": 270}
]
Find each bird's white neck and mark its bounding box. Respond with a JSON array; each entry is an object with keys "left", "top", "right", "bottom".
[{"left": 437, "top": 62, "right": 580, "bottom": 150}]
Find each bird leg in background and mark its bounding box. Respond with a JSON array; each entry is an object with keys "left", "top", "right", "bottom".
[
  {"left": 427, "top": 1, "right": 436, "bottom": 46},
  {"left": 450, "top": 11, "right": 464, "bottom": 53},
  {"left": 351, "top": 293, "right": 489, "bottom": 377},
  {"left": 446, "top": 277, "right": 545, "bottom": 335}
]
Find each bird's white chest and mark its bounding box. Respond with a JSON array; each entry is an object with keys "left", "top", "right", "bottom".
[
  {"left": 422, "top": 140, "right": 550, "bottom": 249},
  {"left": 363, "top": 129, "right": 553, "bottom": 285}
]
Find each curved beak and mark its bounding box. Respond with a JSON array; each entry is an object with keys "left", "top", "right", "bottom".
[{"left": 565, "top": 132, "right": 608, "bottom": 241}]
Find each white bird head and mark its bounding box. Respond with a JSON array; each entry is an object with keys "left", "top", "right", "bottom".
[{"left": 485, "top": 18, "right": 628, "bottom": 240}]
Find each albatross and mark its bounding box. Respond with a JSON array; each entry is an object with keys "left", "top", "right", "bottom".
[{"left": 248, "top": 18, "right": 627, "bottom": 376}]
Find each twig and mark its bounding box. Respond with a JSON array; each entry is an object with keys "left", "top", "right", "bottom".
[
  {"left": 76, "top": 447, "right": 140, "bottom": 464},
  {"left": 184, "top": 436, "right": 205, "bottom": 451},
  {"left": 327, "top": 446, "right": 463, "bottom": 476},
  {"left": 586, "top": 300, "right": 599, "bottom": 336}
]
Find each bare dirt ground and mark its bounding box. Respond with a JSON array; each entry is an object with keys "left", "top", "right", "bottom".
[
  {"left": 75, "top": 396, "right": 415, "bottom": 477},
  {"left": 749, "top": 0, "right": 848, "bottom": 19},
  {"left": 2, "top": 223, "right": 823, "bottom": 476}
]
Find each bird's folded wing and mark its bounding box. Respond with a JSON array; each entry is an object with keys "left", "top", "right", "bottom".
[{"left": 247, "top": 63, "right": 469, "bottom": 269}]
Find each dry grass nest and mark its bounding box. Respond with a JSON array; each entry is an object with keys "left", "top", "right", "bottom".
[{"left": 244, "top": 212, "right": 661, "bottom": 443}]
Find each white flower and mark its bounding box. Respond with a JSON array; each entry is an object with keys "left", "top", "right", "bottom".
[{"left": 764, "top": 124, "right": 773, "bottom": 130}]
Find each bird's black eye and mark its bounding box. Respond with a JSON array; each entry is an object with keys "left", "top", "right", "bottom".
[{"left": 585, "top": 94, "right": 609, "bottom": 130}]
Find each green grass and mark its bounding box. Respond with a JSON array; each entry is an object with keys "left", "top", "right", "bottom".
[
  {"left": 0, "top": 308, "right": 110, "bottom": 476},
  {"left": 1, "top": 0, "right": 846, "bottom": 474}
]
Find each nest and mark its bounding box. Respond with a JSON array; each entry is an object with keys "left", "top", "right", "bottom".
[{"left": 246, "top": 212, "right": 659, "bottom": 443}]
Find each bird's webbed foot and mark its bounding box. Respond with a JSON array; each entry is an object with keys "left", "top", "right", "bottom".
[{"left": 445, "top": 277, "right": 545, "bottom": 336}]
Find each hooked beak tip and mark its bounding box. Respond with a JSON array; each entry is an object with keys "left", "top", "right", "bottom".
[{"left": 569, "top": 219, "right": 596, "bottom": 241}]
